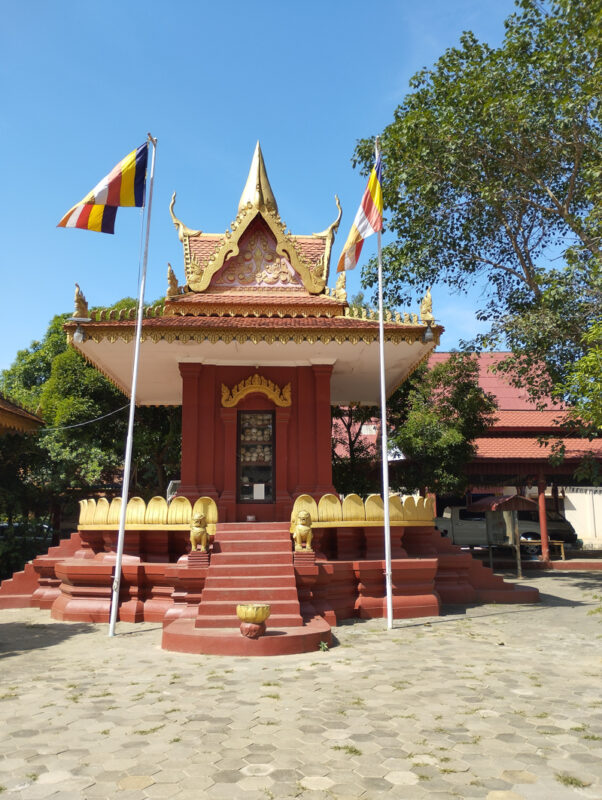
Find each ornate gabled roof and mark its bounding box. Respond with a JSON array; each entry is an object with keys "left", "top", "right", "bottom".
[{"left": 168, "top": 142, "right": 342, "bottom": 299}]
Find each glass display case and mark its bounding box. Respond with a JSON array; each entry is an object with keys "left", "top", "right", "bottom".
[{"left": 238, "top": 411, "right": 274, "bottom": 503}]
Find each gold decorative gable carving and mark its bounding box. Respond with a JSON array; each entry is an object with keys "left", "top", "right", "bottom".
[
  {"left": 221, "top": 373, "right": 292, "bottom": 408},
  {"left": 189, "top": 206, "right": 327, "bottom": 294},
  {"left": 169, "top": 143, "right": 342, "bottom": 296}
]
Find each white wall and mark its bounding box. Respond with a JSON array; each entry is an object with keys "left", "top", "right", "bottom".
[{"left": 562, "top": 487, "right": 602, "bottom": 549}]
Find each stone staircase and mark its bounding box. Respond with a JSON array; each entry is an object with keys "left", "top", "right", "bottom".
[
  {"left": 194, "top": 522, "right": 303, "bottom": 629},
  {"left": 0, "top": 533, "right": 82, "bottom": 609}
]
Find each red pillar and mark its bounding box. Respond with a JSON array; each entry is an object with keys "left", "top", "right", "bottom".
[
  {"left": 219, "top": 407, "right": 237, "bottom": 521},
  {"left": 275, "top": 406, "right": 292, "bottom": 518},
  {"left": 538, "top": 470, "right": 550, "bottom": 563},
  {"left": 295, "top": 368, "right": 315, "bottom": 495},
  {"left": 312, "top": 364, "right": 335, "bottom": 495},
  {"left": 178, "top": 363, "right": 218, "bottom": 499}
]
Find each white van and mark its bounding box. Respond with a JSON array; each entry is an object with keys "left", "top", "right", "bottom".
[{"left": 435, "top": 506, "right": 577, "bottom": 551}]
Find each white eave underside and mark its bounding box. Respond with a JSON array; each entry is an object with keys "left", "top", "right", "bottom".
[{"left": 74, "top": 336, "right": 434, "bottom": 406}]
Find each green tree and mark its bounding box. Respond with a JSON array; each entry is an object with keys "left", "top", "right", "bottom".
[
  {"left": 563, "top": 320, "right": 602, "bottom": 430},
  {"left": 388, "top": 353, "right": 497, "bottom": 495},
  {"left": 331, "top": 403, "right": 380, "bottom": 496},
  {"left": 0, "top": 299, "right": 181, "bottom": 527},
  {"left": 331, "top": 353, "right": 496, "bottom": 496},
  {"left": 355, "top": 0, "right": 601, "bottom": 402}
]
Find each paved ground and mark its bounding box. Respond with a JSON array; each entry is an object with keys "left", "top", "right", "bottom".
[{"left": 1, "top": 572, "right": 601, "bottom": 800}]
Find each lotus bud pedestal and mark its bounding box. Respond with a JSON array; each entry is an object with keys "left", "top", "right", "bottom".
[{"left": 237, "top": 603, "right": 271, "bottom": 639}]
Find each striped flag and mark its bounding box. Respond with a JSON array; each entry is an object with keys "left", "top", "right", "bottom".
[
  {"left": 337, "top": 147, "right": 383, "bottom": 272},
  {"left": 58, "top": 143, "right": 148, "bottom": 234}
]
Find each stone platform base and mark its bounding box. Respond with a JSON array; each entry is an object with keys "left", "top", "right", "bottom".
[{"left": 162, "top": 614, "right": 331, "bottom": 656}]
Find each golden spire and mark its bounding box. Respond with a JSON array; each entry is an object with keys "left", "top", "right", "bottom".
[{"left": 238, "top": 141, "right": 278, "bottom": 214}]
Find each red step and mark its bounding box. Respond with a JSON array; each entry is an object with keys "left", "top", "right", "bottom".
[
  {"left": 197, "top": 597, "right": 300, "bottom": 615},
  {"left": 205, "top": 575, "right": 294, "bottom": 588},
  {"left": 196, "top": 613, "right": 303, "bottom": 629},
  {"left": 208, "top": 564, "right": 295, "bottom": 578},
  {"left": 211, "top": 552, "right": 292, "bottom": 566},
  {"left": 200, "top": 587, "right": 299, "bottom": 602},
  {"left": 215, "top": 539, "right": 291, "bottom": 553},
  {"left": 216, "top": 530, "right": 291, "bottom": 542},
  {"left": 216, "top": 522, "right": 291, "bottom": 532},
  {"left": 194, "top": 523, "right": 304, "bottom": 630}
]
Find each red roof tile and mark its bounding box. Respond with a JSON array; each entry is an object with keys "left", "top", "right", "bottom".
[
  {"left": 291, "top": 236, "right": 327, "bottom": 264},
  {"left": 491, "top": 410, "right": 567, "bottom": 431},
  {"left": 474, "top": 437, "right": 602, "bottom": 460},
  {"left": 164, "top": 292, "right": 345, "bottom": 316},
  {"left": 188, "top": 235, "right": 223, "bottom": 264},
  {"left": 430, "top": 352, "right": 563, "bottom": 411}
]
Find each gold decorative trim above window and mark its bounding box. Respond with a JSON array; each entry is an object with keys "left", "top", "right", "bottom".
[{"left": 221, "top": 373, "right": 291, "bottom": 408}]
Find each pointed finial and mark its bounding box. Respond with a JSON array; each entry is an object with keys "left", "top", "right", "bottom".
[
  {"left": 420, "top": 287, "right": 434, "bottom": 324},
  {"left": 166, "top": 263, "right": 180, "bottom": 297},
  {"left": 73, "top": 283, "right": 89, "bottom": 319},
  {"left": 238, "top": 141, "right": 278, "bottom": 214}
]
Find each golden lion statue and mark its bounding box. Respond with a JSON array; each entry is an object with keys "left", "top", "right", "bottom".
[
  {"left": 190, "top": 512, "right": 210, "bottom": 553},
  {"left": 292, "top": 510, "right": 313, "bottom": 552}
]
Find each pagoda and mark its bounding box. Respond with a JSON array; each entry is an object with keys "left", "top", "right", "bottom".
[
  {"left": 66, "top": 143, "right": 441, "bottom": 523},
  {"left": 0, "top": 144, "right": 539, "bottom": 655}
]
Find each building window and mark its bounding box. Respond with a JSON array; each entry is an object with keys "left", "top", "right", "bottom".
[{"left": 238, "top": 411, "right": 274, "bottom": 503}]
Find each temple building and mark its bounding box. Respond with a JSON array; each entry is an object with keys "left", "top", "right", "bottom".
[
  {"left": 66, "top": 143, "right": 440, "bottom": 523},
  {"left": 0, "top": 144, "right": 538, "bottom": 655}
]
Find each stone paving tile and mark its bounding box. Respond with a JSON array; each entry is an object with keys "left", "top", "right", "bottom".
[{"left": 1, "top": 573, "right": 601, "bottom": 799}]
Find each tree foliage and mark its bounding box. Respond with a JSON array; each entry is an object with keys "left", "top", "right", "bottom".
[
  {"left": 355, "top": 0, "right": 602, "bottom": 403},
  {"left": 0, "top": 300, "right": 181, "bottom": 525},
  {"left": 389, "top": 353, "right": 497, "bottom": 494},
  {"left": 331, "top": 403, "right": 380, "bottom": 496},
  {"left": 563, "top": 320, "right": 602, "bottom": 430},
  {"left": 331, "top": 353, "right": 497, "bottom": 496}
]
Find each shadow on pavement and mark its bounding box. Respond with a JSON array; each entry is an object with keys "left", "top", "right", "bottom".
[{"left": 0, "top": 621, "right": 97, "bottom": 660}]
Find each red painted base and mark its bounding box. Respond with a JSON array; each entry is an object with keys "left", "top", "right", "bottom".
[
  {"left": 2, "top": 522, "right": 541, "bottom": 653},
  {"left": 162, "top": 615, "right": 331, "bottom": 656}
]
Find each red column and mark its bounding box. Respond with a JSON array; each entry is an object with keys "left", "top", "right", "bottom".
[
  {"left": 538, "top": 470, "right": 550, "bottom": 563},
  {"left": 179, "top": 363, "right": 202, "bottom": 495},
  {"left": 219, "top": 407, "right": 237, "bottom": 521},
  {"left": 178, "top": 363, "right": 218, "bottom": 499},
  {"left": 275, "top": 406, "right": 292, "bottom": 518},
  {"left": 295, "top": 368, "right": 315, "bottom": 495},
  {"left": 312, "top": 364, "right": 335, "bottom": 495}
]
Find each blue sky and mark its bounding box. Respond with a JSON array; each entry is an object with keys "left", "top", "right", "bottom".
[{"left": 0, "top": 0, "right": 518, "bottom": 372}]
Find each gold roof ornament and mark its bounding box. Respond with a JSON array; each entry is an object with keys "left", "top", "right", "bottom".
[
  {"left": 420, "top": 287, "right": 434, "bottom": 324},
  {"left": 169, "top": 192, "right": 202, "bottom": 242},
  {"left": 166, "top": 263, "right": 180, "bottom": 298},
  {"left": 73, "top": 283, "right": 89, "bottom": 320},
  {"left": 167, "top": 143, "right": 344, "bottom": 297},
  {"left": 238, "top": 141, "right": 278, "bottom": 214},
  {"left": 333, "top": 271, "right": 347, "bottom": 302},
  {"left": 312, "top": 195, "right": 342, "bottom": 285}
]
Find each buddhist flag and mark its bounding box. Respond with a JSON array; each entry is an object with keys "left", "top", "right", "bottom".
[
  {"left": 337, "top": 147, "right": 383, "bottom": 272},
  {"left": 58, "top": 143, "right": 148, "bottom": 234}
]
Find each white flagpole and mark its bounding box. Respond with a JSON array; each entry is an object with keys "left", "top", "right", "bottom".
[
  {"left": 375, "top": 140, "right": 394, "bottom": 630},
  {"left": 109, "top": 134, "right": 157, "bottom": 638}
]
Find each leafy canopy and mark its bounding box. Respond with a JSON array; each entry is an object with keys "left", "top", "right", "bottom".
[
  {"left": 331, "top": 351, "right": 497, "bottom": 496},
  {"left": 355, "top": 0, "right": 601, "bottom": 403},
  {"left": 389, "top": 353, "right": 497, "bottom": 494},
  {"left": 0, "top": 299, "right": 181, "bottom": 523}
]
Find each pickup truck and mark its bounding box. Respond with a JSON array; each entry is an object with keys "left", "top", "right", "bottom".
[{"left": 435, "top": 506, "right": 577, "bottom": 551}]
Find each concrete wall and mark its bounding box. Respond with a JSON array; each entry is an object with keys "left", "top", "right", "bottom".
[{"left": 563, "top": 487, "right": 602, "bottom": 549}]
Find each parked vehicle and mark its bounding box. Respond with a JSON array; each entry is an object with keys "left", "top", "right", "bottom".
[
  {"left": 435, "top": 506, "right": 577, "bottom": 552},
  {"left": 516, "top": 510, "right": 578, "bottom": 555}
]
